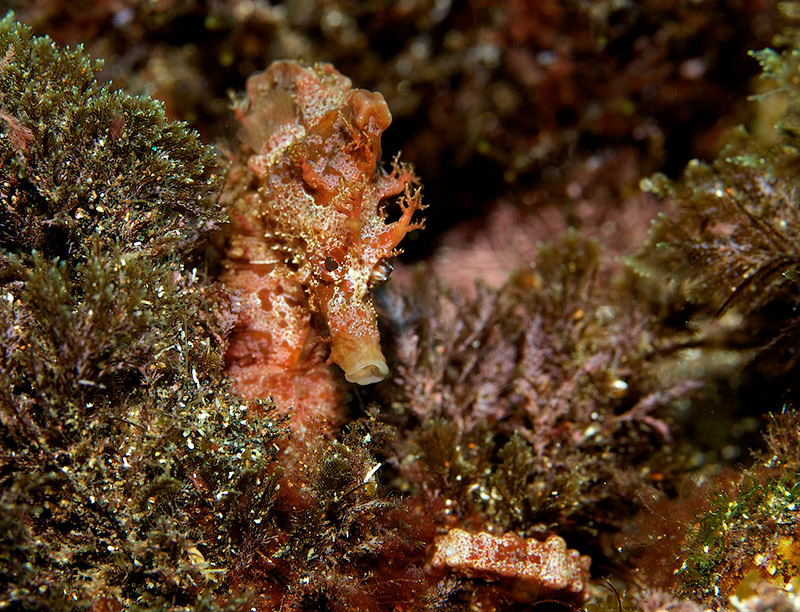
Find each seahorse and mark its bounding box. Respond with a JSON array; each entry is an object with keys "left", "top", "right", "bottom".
[{"left": 220, "top": 60, "right": 423, "bottom": 434}]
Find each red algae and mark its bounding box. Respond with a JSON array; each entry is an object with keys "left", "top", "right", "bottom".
[{"left": 220, "top": 60, "right": 424, "bottom": 434}]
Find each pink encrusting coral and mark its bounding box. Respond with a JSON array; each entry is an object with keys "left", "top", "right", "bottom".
[
  {"left": 429, "top": 528, "right": 591, "bottom": 602},
  {"left": 220, "top": 60, "right": 423, "bottom": 432}
]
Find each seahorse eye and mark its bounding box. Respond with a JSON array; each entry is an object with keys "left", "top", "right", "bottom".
[
  {"left": 324, "top": 256, "right": 339, "bottom": 271},
  {"left": 369, "top": 260, "right": 393, "bottom": 285}
]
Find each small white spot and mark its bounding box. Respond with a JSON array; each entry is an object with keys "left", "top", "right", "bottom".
[{"left": 679, "top": 57, "right": 707, "bottom": 80}]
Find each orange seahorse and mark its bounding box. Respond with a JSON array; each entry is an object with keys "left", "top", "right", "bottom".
[{"left": 220, "top": 60, "right": 423, "bottom": 435}]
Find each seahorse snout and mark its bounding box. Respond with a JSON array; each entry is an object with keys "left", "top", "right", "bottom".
[
  {"left": 335, "top": 338, "right": 389, "bottom": 384},
  {"left": 320, "top": 290, "right": 389, "bottom": 385}
]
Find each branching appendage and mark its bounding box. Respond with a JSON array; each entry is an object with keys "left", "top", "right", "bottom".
[{"left": 220, "top": 61, "right": 425, "bottom": 435}]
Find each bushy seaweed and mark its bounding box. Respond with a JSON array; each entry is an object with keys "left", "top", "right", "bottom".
[
  {"left": 0, "top": 11, "right": 220, "bottom": 262},
  {"left": 229, "top": 415, "right": 429, "bottom": 612},
  {"left": 619, "top": 11, "right": 800, "bottom": 605},
  {"left": 632, "top": 16, "right": 800, "bottom": 395},
  {"left": 0, "top": 14, "right": 285, "bottom": 611},
  {"left": 624, "top": 408, "right": 800, "bottom": 607},
  {"left": 378, "top": 233, "right": 693, "bottom": 545}
]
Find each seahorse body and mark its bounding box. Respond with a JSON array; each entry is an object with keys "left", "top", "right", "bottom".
[{"left": 220, "top": 61, "right": 423, "bottom": 432}]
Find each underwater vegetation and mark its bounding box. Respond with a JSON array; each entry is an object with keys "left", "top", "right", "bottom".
[
  {"left": 632, "top": 23, "right": 800, "bottom": 405},
  {"left": 1, "top": 2, "right": 800, "bottom": 612},
  {"left": 0, "top": 11, "right": 282, "bottom": 610}
]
